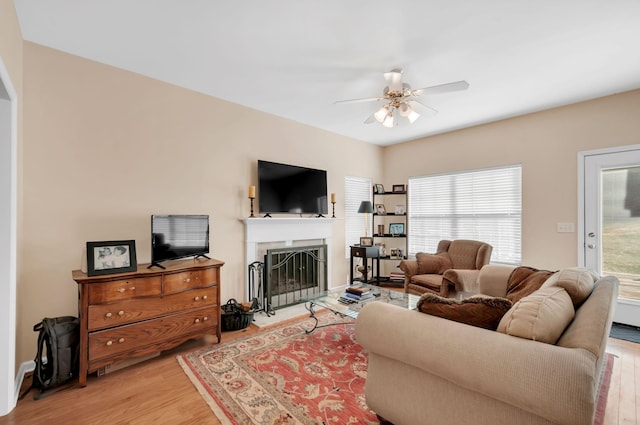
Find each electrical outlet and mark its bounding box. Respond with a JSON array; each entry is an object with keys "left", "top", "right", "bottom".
[{"left": 557, "top": 223, "right": 575, "bottom": 233}]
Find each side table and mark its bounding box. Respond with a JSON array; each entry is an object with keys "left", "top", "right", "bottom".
[{"left": 350, "top": 245, "right": 380, "bottom": 284}]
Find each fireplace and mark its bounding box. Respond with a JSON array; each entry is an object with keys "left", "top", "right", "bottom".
[
  {"left": 242, "top": 217, "right": 335, "bottom": 312},
  {"left": 264, "top": 244, "right": 327, "bottom": 311}
]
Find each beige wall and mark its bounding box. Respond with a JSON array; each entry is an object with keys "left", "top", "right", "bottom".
[
  {"left": 19, "top": 42, "right": 382, "bottom": 364},
  {"left": 382, "top": 89, "right": 640, "bottom": 269}
]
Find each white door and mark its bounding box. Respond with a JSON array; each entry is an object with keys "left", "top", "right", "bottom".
[{"left": 581, "top": 145, "right": 640, "bottom": 327}]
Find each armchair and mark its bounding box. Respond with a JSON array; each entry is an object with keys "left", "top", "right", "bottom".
[{"left": 399, "top": 240, "right": 492, "bottom": 297}]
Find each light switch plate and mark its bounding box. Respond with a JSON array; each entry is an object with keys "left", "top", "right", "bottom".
[{"left": 557, "top": 223, "right": 575, "bottom": 233}]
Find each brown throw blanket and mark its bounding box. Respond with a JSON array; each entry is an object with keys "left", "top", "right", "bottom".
[{"left": 506, "top": 266, "right": 556, "bottom": 303}]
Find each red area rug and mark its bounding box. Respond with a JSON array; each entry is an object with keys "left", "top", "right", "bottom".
[
  {"left": 178, "top": 312, "right": 377, "bottom": 424},
  {"left": 178, "top": 311, "right": 615, "bottom": 425}
]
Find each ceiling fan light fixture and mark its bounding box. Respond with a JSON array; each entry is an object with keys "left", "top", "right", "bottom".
[
  {"left": 382, "top": 112, "right": 395, "bottom": 128},
  {"left": 407, "top": 109, "right": 420, "bottom": 123},
  {"left": 374, "top": 105, "right": 389, "bottom": 123}
]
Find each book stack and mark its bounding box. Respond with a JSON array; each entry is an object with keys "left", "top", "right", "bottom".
[
  {"left": 339, "top": 285, "right": 373, "bottom": 303},
  {"left": 389, "top": 271, "right": 405, "bottom": 283}
]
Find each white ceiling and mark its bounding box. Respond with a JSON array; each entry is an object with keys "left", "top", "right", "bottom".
[{"left": 13, "top": 0, "right": 640, "bottom": 146}]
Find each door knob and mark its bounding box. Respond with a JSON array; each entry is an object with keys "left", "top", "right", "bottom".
[{"left": 587, "top": 243, "right": 595, "bottom": 249}]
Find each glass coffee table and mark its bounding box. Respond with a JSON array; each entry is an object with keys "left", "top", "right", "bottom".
[{"left": 302, "top": 283, "right": 420, "bottom": 333}]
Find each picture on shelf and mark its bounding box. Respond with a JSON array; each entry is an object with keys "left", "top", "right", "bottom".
[
  {"left": 87, "top": 240, "right": 137, "bottom": 276},
  {"left": 392, "top": 184, "right": 405, "bottom": 193},
  {"left": 394, "top": 205, "right": 405, "bottom": 215},
  {"left": 390, "top": 248, "right": 399, "bottom": 259},
  {"left": 375, "top": 204, "right": 386, "bottom": 215},
  {"left": 360, "top": 237, "right": 373, "bottom": 247},
  {"left": 389, "top": 223, "right": 405, "bottom": 235},
  {"left": 374, "top": 184, "right": 385, "bottom": 194}
]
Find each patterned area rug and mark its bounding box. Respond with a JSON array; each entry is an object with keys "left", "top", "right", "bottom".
[
  {"left": 178, "top": 312, "right": 615, "bottom": 425},
  {"left": 177, "top": 312, "right": 378, "bottom": 425}
]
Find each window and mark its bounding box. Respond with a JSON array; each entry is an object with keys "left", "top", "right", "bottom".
[
  {"left": 408, "top": 165, "right": 521, "bottom": 264},
  {"left": 345, "top": 176, "right": 372, "bottom": 258}
]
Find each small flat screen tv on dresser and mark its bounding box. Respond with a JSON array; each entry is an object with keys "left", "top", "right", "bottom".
[
  {"left": 258, "top": 160, "right": 328, "bottom": 216},
  {"left": 150, "top": 214, "right": 210, "bottom": 269}
]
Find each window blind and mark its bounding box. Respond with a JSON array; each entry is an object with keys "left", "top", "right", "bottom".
[
  {"left": 345, "top": 176, "right": 372, "bottom": 258},
  {"left": 408, "top": 165, "right": 521, "bottom": 264}
]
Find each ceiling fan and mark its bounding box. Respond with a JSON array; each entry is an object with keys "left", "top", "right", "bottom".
[{"left": 335, "top": 69, "right": 469, "bottom": 128}]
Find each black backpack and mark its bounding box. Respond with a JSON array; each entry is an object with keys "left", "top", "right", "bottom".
[{"left": 23, "top": 316, "right": 80, "bottom": 399}]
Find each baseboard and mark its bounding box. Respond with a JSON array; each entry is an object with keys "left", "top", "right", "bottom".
[{"left": 14, "top": 360, "right": 35, "bottom": 404}]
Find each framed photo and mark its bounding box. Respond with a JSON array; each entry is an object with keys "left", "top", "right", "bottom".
[
  {"left": 375, "top": 203, "right": 386, "bottom": 215},
  {"left": 392, "top": 184, "right": 405, "bottom": 193},
  {"left": 359, "top": 237, "right": 373, "bottom": 247},
  {"left": 389, "top": 223, "right": 405, "bottom": 235},
  {"left": 394, "top": 205, "right": 405, "bottom": 215},
  {"left": 374, "top": 184, "right": 385, "bottom": 194},
  {"left": 390, "top": 248, "right": 399, "bottom": 259},
  {"left": 87, "top": 240, "right": 137, "bottom": 276}
]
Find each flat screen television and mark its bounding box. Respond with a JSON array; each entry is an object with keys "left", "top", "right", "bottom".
[
  {"left": 258, "top": 160, "right": 328, "bottom": 215},
  {"left": 150, "top": 214, "right": 210, "bottom": 268}
]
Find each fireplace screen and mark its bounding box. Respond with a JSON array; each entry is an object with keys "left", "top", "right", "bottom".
[{"left": 265, "top": 244, "right": 327, "bottom": 311}]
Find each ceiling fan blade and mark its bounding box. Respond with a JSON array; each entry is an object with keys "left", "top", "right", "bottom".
[
  {"left": 408, "top": 100, "right": 438, "bottom": 116},
  {"left": 383, "top": 69, "right": 404, "bottom": 92},
  {"left": 411, "top": 80, "right": 469, "bottom": 96},
  {"left": 364, "top": 113, "right": 377, "bottom": 124},
  {"left": 334, "top": 96, "right": 385, "bottom": 104}
]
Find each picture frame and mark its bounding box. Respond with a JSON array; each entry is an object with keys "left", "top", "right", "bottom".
[
  {"left": 389, "top": 248, "right": 399, "bottom": 259},
  {"left": 394, "top": 205, "right": 405, "bottom": 215},
  {"left": 392, "top": 184, "right": 406, "bottom": 193},
  {"left": 87, "top": 240, "right": 137, "bottom": 276},
  {"left": 374, "top": 184, "right": 385, "bottom": 194},
  {"left": 359, "top": 236, "right": 373, "bottom": 247},
  {"left": 375, "top": 203, "right": 386, "bottom": 215},
  {"left": 389, "top": 223, "right": 405, "bottom": 235}
]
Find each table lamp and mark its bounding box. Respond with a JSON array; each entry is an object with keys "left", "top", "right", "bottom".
[{"left": 357, "top": 201, "right": 373, "bottom": 238}]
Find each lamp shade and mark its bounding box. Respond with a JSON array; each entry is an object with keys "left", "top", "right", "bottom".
[{"left": 357, "top": 201, "right": 373, "bottom": 214}]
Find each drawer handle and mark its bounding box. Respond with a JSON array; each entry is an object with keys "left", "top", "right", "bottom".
[
  {"left": 185, "top": 278, "right": 191, "bottom": 283},
  {"left": 194, "top": 318, "right": 200, "bottom": 324},
  {"left": 202, "top": 295, "right": 208, "bottom": 300},
  {"left": 194, "top": 296, "right": 200, "bottom": 301},
  {"left": 118, "top": 288, "right": 125, "bottom": 293},
  {"left": 118, "top": 310, "right": 125, "bottom": 316},
  {"left": 106, "top": 340, "right": 113, "bottom": 346},
  {"left": 118, "top": 338, "right": 125, "bottom": 343},
  {"left": 105, "top": 312, "right": 112, "bottom": 318},
  {"left": 129, "top": 286, "right": 136, "bottom": 291},
  {"left": 203, "top": 316, "right": 209, "bottom": 321}
]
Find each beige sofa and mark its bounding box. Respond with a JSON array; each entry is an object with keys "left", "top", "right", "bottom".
[{"left": 355, "top": 265, "right": 618, "bottom": 425}]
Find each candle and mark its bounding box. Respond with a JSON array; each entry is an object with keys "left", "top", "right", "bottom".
[
  {"left": 248, "top": 185, "right": 255, "bottom": 199},
  {"left": 331, "top": 193, "right": 336, "bottom": 203}
]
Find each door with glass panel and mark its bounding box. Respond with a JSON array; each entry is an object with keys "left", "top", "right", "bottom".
[{"left": 582, "top": 146, "right": 640, "bottom": 326}]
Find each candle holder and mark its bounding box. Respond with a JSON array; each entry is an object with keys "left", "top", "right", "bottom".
[
  {"left": 249, "top": 197, "right": 255, "bottom": 218},
  {"left": 331, "top": 201, "right": 336, "bottom": 218}
]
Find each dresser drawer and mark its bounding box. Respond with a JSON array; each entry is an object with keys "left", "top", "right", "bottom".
[
  {"left": 164, "top": 268, "right": 217, "bottom": 293},
  {"left": 88, "top": 308, "right": 216, "bottom": 361},
  {"left": 88, "top": 276, "right": 162, "bottom": 304},
  {"left": 87, "top": 286, "right": 218, "bottom": 331}
]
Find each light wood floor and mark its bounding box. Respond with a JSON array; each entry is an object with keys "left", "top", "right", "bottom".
[{"left": 1, "top": 326, "right": 638, "bottom": 425}]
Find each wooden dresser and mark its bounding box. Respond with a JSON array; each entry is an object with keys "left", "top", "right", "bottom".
[{"left": 72, "top": 258, "right": 223, "bottom": 387}]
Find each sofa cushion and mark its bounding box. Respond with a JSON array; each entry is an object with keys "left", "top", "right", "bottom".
[
  {"left": 416, "top": 293, "right": 513, "bottom": 330},
  {"left": 416, "top": 252, "right": 453, "bottom": 274},
  {"left": 506, "top": 266, "right": 555, "bottom": 303},
  {"left": 497, "top": 287, "right": 575, "bottom": 344},
  {"left": 541, "top": 267, "right": 596, "bottom": 307}
]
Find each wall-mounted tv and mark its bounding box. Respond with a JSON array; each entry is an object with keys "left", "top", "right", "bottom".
[
  {"left": 150, "top": 214, "right": 210, "bottom": 268},
  {"left": 258, "top": 160, "right": 328, "bottom": 216}
]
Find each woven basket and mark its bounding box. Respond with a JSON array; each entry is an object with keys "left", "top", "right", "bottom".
[{"left": 221, "top": 299, "right": 254, "bottom": 331}]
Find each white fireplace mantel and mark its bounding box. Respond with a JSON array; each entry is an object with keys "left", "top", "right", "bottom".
[{"left": 242, "top": 217, "right": 335, "bottom": 287}]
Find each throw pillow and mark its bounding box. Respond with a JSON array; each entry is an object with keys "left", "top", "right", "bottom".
[
  {"left": 416, "top": 252, "right": 453, "bottom": 274},
  {"left": 506, "top": 266, "right": 556, "bottom": 304},
  {"left": 416, "top": 293, "right": 513, "bottom": 330},
  {"left": 541, "top": 268, "right": 596, "bottom": 307},
  {"left": 497, "top": 287, "right": 575, "bottom": 344}
]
